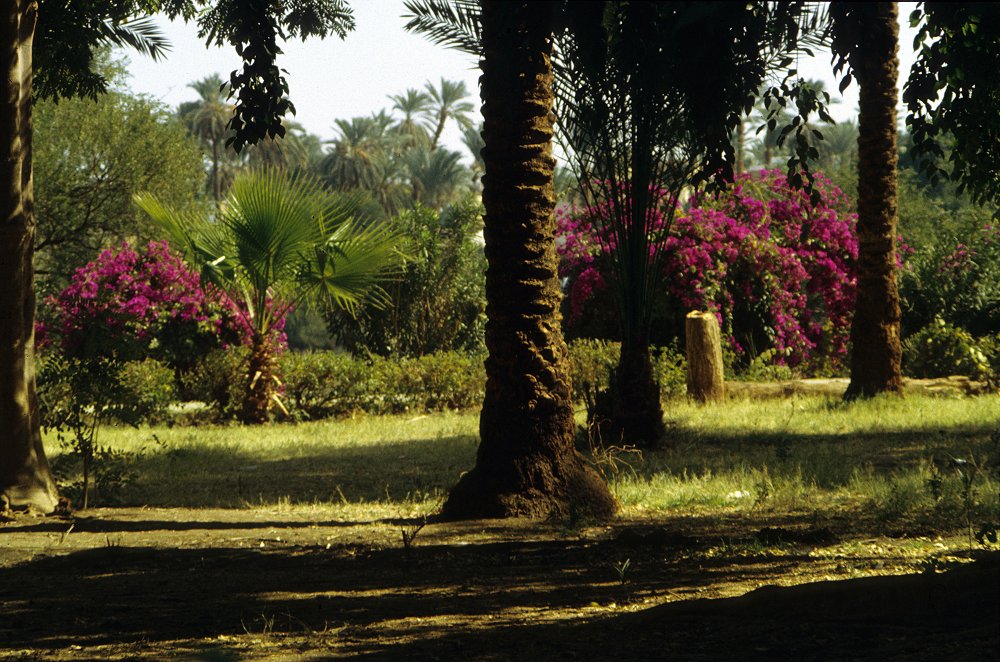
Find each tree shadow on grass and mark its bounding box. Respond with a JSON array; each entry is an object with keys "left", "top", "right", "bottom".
[
  {"left": 0, "top": 533, "right": 995, "bottom": 660},
  {"left": 55, "top": 434, "right": 480, "bottom": 509},
  {"left": 63, "top": 415, "right": 999, "bottom": 510}
]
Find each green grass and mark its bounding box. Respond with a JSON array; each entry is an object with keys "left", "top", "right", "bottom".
[{"left": 44, "top": 394, "right": 1000, "bottom": 530}]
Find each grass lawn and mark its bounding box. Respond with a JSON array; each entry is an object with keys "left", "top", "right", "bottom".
[
  {"left": 1, "top": 393, "right": 996, "bottom": 659},
  {"left": 45, "top": 393, "right": 1000, "bottom": 528}
]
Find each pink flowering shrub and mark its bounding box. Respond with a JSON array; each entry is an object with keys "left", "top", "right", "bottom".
[
  {"left": 37, "top": 241, "right": 286, "bottom": 369},
  {"left": 557, "top": 170, "right": 859, "bottom": 374}
]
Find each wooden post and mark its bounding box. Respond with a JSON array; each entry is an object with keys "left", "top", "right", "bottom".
[{"left": 686, "top": 311, "right": 726, "bottom": 403}]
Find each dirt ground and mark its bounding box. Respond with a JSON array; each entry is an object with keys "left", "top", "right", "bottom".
[{"left": 1, "top": 506, "right": 997, "bottom": 660}]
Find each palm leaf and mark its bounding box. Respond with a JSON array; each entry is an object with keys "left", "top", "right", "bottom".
[
  {"left": 97, "top": 17, "right": 172, "bottom": 61},
  {"left": 403, "top": 0, "right": 482, "bottom": 55}
]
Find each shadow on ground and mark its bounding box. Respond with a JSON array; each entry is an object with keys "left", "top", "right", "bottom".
[
  {"left": 48, "top": 415, "right": 1000, "bottom": 509},
  {"left": 1, "top": 526, "right": 996, "bottom": 660}
]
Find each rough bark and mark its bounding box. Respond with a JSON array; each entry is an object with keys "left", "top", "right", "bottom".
[
  {"left": 844, "top": 2, "right": 903, "bottom": 400},
  {"left": 686, "top": 311, "right": 726, "bottom": 403},
  {"left": 240, "top": 331, "right": 276, "bottom": 424},
  {"left": 0, "top": 0, "right": 58, "bottom": 513},
  {"left": 440, "top": 1, "right": 616, "bottom": 520}
]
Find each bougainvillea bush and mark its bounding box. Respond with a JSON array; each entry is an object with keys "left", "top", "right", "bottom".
[
  {"left": 557, "top": 170, "right": 858, "bottom": 375},
  {"left": 37, "top": 240, "right": 285, "bottom": 371}
]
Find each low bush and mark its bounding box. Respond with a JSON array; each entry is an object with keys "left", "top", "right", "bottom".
[
  {"left": 567, "top": 339, "right": 686, "bottom": 407},
  {"left": 179, "top": 342, "right": 687, "bottom": 423},
  {"left": 903, "top": 318, "right": 992, "bottom": 381},
  {"left": 278, "top": 351, "right": 486, "bottom": 419}
]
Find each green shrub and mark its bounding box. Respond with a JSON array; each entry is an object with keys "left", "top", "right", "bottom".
[
  {"left": 118, "top": 359, "right": 176, "bottom": 423},
  {"left": 278, "top": 351, "right": 486, "bottom": 420},
  {"left": 903, "top": 318, "right": 992, "bottom": 380},
  {"left": 179, "top": 347, "right": 249, "bottom": 419},
  {"left": 567, "top": 339, "right": 687, "bottom": 404}
]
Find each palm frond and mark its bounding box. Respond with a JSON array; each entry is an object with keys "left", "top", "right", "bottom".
[
  {"left": 98, "top": 17, "right": 172, "bottom": 61},
  {"left": 403, "top": 0, "right": 482, "bottom": 56}
]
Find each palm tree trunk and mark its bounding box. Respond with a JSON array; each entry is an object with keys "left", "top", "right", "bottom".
[
  {"left": 240, "top": 330, "right": 276, "bottom": 424},
  {"left": 0, "top": 0, "right": 58, "bottom": 513},
  {"left": 844, "top": 2, "right": 903, "bottom": 399},
  {"left": 441, "top": 1, "right": 615, "bottom": 520}
]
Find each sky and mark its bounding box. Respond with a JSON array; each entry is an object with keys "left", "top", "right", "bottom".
[{"left": 120, "top": 2, "right": 920, "bottom": 159}]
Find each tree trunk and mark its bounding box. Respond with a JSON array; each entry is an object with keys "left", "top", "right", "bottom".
[
  {"left": 0, "top": 0, "right": 58, "bottom": 513},
  {"left": 240, "top": 331, "right": 276, "bottom": 424},
  {"left": 686, "top": 311, "right": 726, "bottom": 403},
  {"left": 440, "top": 1, "right": 615, "bottom": 520},
  {"left": 844, "top": 2, "right": 903, "bottom": 400},
  {"left": 735, "top": 117, "right": 745, "bottom": 175},
  {"left": 611, "top": 336, "right": 665, "bottom": 446}
]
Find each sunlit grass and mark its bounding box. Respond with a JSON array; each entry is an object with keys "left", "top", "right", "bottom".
[{"left": 43, "top": 394, "right": 1000, "bottom": 531}]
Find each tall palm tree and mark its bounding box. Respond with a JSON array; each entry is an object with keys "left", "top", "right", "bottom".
[
  {"left": 136, "top": 170, "right": 402, "bottom": 423},
  {"left": 424, "top": 77, "right": 475, "bottom": 149},
  {"left": 178, "top": 74, "right": 235, "bottom": 204},
  {"left": 409, "top": 1, "right": 616, "bottom": 519},
  {"left": 389, "top": 88, "right": 433, "bottom": 150},
  {"left": 831, "top": 2, "right": 904, "bottom": 399}
]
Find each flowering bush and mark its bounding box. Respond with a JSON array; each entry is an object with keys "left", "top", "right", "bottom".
[
  {"left": 38, "top": 241, "right": 284, "bottom": 370},
  {"left": 557, "top": 170, "right": 858, "bottom": 374}
]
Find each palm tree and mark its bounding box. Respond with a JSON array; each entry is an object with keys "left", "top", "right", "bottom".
[
  {"left": 461, "top": 122, "right": 485, "bottom": 184},
  {"left": 404, "top": 147, "right": 468, "bottom": 208},
  {"left": 178, "top": 74, "right": 235, "bottom": 204},
  {"left": 389, "top": 88, "right": 433, "bottom": 150},
  {"left": 321, "top": 116, "right": 393, "bottom": 190},
  {"left": 424, "top": 77, "right": 475, "bottom": 149},
  {"left": 408, "top": 0, "right": 616, "bottom": 519},
  {"left": 817, "top": 120, "right": 859, "bottom": 170},
  {"left": 243, "top": 120, "right": 315, "bottom": 172},
  {"left": 832, "top": 2, "right": 904, "bottom": 398},
  {"left": 136, "top": 170, "right": 402, "bottom": 423}
]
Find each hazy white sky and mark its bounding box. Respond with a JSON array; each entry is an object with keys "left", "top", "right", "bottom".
[{"left": 120, "top": 1, "right": 920, "bottom": 157}]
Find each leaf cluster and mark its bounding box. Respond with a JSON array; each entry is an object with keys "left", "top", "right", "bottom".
[
  {"left": 35, "top": 0, "right": 356, "bottom": 153},
  {"left": 903, "top": 3, "right": 1000, "bottom": 210}
]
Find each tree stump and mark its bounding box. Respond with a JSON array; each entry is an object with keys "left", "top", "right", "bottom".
[{"left": 686, "top": 311, "right": 726, "bottom": 403}]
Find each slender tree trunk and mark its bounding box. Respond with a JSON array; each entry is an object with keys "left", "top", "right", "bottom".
[
  {"left": 844, "top": 2, "right": 903, "bottom": 399},
  {"left": 736, "top": 117, "right": 745, "bottom": 175},
  {"left": 0, "top": 0, "right": 58, "bottom": 513},
  {"left": 441, "top": 1, "right": 615, "bottom": 520},
  {"left": 211, "top": 139, "right": 222, "bottom": 204}
]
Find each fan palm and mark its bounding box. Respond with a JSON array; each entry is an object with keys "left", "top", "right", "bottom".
[{"left": 136, "top": 170, "right": 403, "bottom": 423}]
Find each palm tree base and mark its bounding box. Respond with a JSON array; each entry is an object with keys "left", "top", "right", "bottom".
[
  {"left": 588, "top": 345, "right": 666, "bottom": 449},
  {"left": 439, "top": 450, "right": 617, "bottom": 521}
]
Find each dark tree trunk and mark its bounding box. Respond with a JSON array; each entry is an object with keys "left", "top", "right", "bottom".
[
  {"left": 0, "top": 0, "right": 58, "bottom": 513},
  {"left": 844, "top": 2, "right": 903, "bottom": 400},
  {"left": 441, "top": 1, "right": 616, "bottom": 520},
  {"left": 590, "top": 335, "right": 665, "bottom": 448}
]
